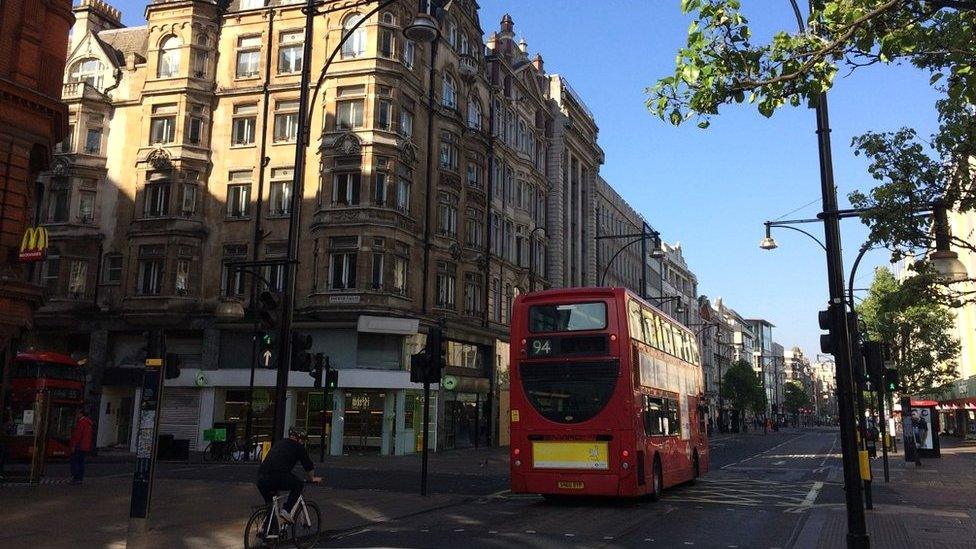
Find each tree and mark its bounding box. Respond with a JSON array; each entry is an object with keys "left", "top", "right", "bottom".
[
  {"left": 857, "top": 266, "right": 960, "bottom": 394},
  {"left": 648, "top": 1, "right": 976, "bottom": 302},
  {"left": 783, "top": 381, "right": 812, "bottom": 422},
  {"left": 722, "top": 359, "right": 766, "bottom": 416}
]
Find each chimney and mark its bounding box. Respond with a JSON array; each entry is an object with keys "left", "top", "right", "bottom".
[
  {"left": 518, "top": 38, "right": 528, "bottom": 54},
  {"left": 72, "top": 0, "right": 124, "bottom": 49},
  {"left": 532, "top": 53, "right": 544, "bottom": 73}
]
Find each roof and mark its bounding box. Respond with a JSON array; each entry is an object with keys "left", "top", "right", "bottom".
[
  {"left": 16, "top": 351, "right": 80, "bottom": 367},
  {"left": 97, "top": 26, "right": 148, "bottom": 66}
]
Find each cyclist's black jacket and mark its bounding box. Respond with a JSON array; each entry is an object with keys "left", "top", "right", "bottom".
[{"left": 258, "top": 439, "right": 314, "bottom": 476}]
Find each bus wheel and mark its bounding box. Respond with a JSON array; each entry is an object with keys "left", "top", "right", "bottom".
[{"left": 649, "top": 458, "right": 663, "bottom": 501}]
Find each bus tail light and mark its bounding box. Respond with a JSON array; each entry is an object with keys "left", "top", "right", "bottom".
[
  {"left": 610, "top": 334, "right": 618, "bottom": 342},
  {"left": 513, "top": 447, "right": 521, "bottom": 466},
  {"left": 622, "top": 449, "right": 630, "bottom": 458},
  {"left": 513, "top": 447, "right": 521, "bottom": 456}
]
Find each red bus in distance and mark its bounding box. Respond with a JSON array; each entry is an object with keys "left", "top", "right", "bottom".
[
  {"left": 4, "top": 351, "right": 86, "bottom": 460},
  {"left": 509, "top": 287, "right": 709, "bottom": 499}
]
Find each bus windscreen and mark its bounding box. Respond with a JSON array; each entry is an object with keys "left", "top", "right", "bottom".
[{"left": 529, "top": 302, "right": 607, "bottom": 333}]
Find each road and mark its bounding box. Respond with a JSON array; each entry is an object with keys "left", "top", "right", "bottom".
[{"left": 317, "top": 428, "right": 843, "bottom": 549}]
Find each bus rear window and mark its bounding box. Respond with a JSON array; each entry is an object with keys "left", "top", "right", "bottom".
[{"left": 529, "top": 302, "right": 607, "bottom": 333}]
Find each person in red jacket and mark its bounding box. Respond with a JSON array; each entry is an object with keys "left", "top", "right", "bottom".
[{"left": 69, "top": 407, "right": 94, "bottom": 484}]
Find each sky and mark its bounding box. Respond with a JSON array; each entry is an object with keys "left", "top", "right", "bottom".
[{"left": 108, "top": 0, "right": 943, "bottom": 359}]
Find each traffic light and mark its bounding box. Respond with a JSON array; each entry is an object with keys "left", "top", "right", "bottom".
[
  {"left": 410, "top": 350, "right": 428, "bottom": 383},
  {"left": 311, "top": 353, "right": 324, "bottom": 388},
  {"left": 260, "top": 332, "right": 274, "bottom": 353},
  {"left": 291, "top": 331, "right": 313, "bottom": 372},
  {"left": 884, "top": 368, "right": 900, "bottom": 393},
  {"left": 818, "top": 309, "right": 833, "bottom": 354},
  {"left": 426, "top": 325, "right": 446, "bottom": 383},
  {"left": 257, "top": 291, "right": 281, "bottom": 330},
  {"left": 325, "top": 360, "right": 338, "bottom": 390},
  {"left": 862, "top": 341, "right": 885, "bottom": 388},
  {"left": 164, "top": 352, "right": 182, "bottom": 380}
]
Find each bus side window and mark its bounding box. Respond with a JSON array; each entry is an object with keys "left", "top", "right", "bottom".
[
  {"left": 659, "top": 320, "right": 675, "bottom": 356},
  {"left": 642, "top": 309, "right": 659, "bottom": 349},
  {"left": 665, "top": 398, "right": 681, "bottom": 437},
  {"left": 629, "top": 301, "right": 645, "bottom": 344},
  {"left": 643, "top": 396, "right": 664, "bottom": 436}
]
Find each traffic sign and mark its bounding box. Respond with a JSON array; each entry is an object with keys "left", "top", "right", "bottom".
[{"left": 262, "top": 350, "right": 273, "bottom": 368}]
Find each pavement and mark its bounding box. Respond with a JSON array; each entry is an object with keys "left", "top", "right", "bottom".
[
  {"left": 792, "top": 437, "right": 976, "bottom": 549},
  {"left": 1, "top": 429, "right": 974, "bottom": 548}
]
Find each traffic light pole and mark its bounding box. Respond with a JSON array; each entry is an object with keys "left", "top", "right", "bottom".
[
  {"left": 421, "top": 378, "right": 431, "bottom": 496},
  {"left": 813, "top": 88, "right": 871, "bottom": 549}
]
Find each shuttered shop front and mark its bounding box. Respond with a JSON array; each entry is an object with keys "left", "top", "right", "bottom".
[{"left": 160, "top": 388, "right": 200, "bottom": 450}]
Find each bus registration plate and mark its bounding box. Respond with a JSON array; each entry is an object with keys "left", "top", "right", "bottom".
[{"left": 532, "top": 441, "right": 609, "bottom": 470}]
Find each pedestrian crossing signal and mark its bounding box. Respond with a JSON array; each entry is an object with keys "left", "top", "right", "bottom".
[
  {"left": 325, "top": 368, "right": 338, "bottom": 390},
  {"left": 884, "top": 368, "right": 899, "bottom": 392}
]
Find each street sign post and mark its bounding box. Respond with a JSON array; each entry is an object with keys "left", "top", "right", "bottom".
[{"left": 128, "top": 331, "right": 165, "bottom": 544}]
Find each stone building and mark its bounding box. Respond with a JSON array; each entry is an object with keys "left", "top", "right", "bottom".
[
  {"left": 546, "top": 73, "right": 603, "bottom": 289},
  {"left": 27, "top": 0, "right": 560, "bottom": 456},
  {"left": 660, "top": 241, "right": 699, "bottom": 326},
  {"left": 593, "top": 175, "right": 662, "bottom": 298},
  {"left": 0, "top": 0, "right": 74, "bottom": 406}
]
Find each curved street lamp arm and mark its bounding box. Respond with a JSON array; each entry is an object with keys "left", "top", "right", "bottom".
[
  {"left": 309, "top": 0, "right": 402, "bottom": 122},
  {"left": 600, "top": 236, "right": 644, "bottom": 286},
  {"left": 767, "top": 222, "right": 828, "bottom": 252},
  {"left": 848, "top": 243, "right": 875, "bottom": 312}
]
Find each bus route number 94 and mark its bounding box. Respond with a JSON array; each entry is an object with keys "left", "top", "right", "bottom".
[{"left": 529, "top": 338, "right": 553, "bottom": 356}]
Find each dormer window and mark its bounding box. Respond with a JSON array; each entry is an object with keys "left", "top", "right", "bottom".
[
  {"left": 68, "top": 58, "right": 105, "bottom": 90},
  {"left": 157, "top": 36, "right": 181, "bottom": 78}
]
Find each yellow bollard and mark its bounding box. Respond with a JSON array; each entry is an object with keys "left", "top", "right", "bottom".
[
  {"left": 260, "top": 441, "right": 272, "bottom": 461},
  {"left": 858, "top": 450, "right": 872, "bottom": 481}
]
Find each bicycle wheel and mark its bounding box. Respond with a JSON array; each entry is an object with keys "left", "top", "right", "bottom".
[
  {"left": 291, "top": 501, "right": 321, "bottom": 549},
  {"left": 203, "top": 442, "right": 215, "bottom": 462},
  {"left": 244, "top": 508, "right": 272, "bottom": 549}
]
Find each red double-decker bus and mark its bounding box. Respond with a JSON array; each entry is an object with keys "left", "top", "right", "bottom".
[
  {"left": 509, "top": 287, "right": 708, "bottom": 499},
  {"left": 4, "top": 351, "right": 86, "bottom": 460}
]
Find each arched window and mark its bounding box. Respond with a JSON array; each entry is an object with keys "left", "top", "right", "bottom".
[
  {"left": 192, "top": 35, "right": 209, "bottom": 78},
  {"left": 442, "top": 74, "right": 457, "bottom": 109},
  {"left": 381, "top": 12, "right": 395, "bottom": 25},
  {"left": 341, "top": 13, "right": 366, "bottom": 59},
  {"left": 158, "top": 35, "right": 182, "bottom": 78},
  {"left": 68, "top": 58, "right": 106, "bottom": 90},
  {"left": 467, "top": 98, "right": 481, "bottom": 130}
]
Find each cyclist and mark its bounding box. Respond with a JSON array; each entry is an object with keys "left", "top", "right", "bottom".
[{"left": 256, "top": 427, "right": 321, "bottom": 522}]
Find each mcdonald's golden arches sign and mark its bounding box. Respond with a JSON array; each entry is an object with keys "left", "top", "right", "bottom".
[{"left": 18, "top": 226, "right": 49, "bottom": 263}]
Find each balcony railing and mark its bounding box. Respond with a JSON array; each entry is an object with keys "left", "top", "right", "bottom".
[{"left": 458, "top": 54, "right": 478, "bottom": 79}]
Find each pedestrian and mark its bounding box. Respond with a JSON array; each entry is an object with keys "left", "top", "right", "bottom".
[{"left": 69, "top": 407, "right": 94, "bottom": 484}]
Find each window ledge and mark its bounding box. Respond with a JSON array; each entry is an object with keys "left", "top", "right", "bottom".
[
  {"left": 224, "top": 216, "right": 253, "bottom": 222},
  {"left": 229, "top": 144, "right": 257, "bottom": 149}
]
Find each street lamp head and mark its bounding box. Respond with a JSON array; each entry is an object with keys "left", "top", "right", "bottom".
[
  {"left": 214, "top": 297, "right": 246, "bottom": 321},
  {"left": 404, "top": 13, "right": 440, "bottom": 43},
  {"left": 929, "top": 249, "right": 969, "bottom": 283},
  {"left": 650, "top": 246, "right": 666, "bottom": 259},
  {"left": 676, "top": 302, "right": 686, "bottom": 315},
  {"left": 759, "top": 223, "right": 778, "bottom": 250},
  {"left": 759, "top": 236, "right": 779, "bottom": 250}
]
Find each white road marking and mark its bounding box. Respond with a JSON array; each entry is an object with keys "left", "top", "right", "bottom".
[
  {"left": 488, "top": 530, "right": 498, "bottom": 534},
  {"left": 820, "top": 437, "right": 838, "bottom": 468},
  {"left": 802, "top": 482, "right": 824, "bottom": 507},
  {"left": 772, "top": 460, "right": 786, "bottom": 465},
  {"left": 526, "top": 530, "right": 536, "bottom": 534},
  {"left": 564, "top": 533, "right": 576, "bottom": 537}
]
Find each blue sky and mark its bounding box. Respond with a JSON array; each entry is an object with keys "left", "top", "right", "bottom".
[{"left": 109, "top": 1, "right": 941, "bottom": 358}]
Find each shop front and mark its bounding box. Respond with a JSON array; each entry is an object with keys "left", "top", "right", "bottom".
[{"left": 937, "top": 398, "right": 976, "bottom": 439}]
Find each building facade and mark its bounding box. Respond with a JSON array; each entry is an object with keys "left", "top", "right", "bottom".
[
  {"left": 0, "top": 0, "right": 74, "bottom": 407},
  {"left": 26, "top": 0, "right": 567, "bottom": 456},
  {"left": 593, "top": 175, "right": 662, "bottom": 298}
]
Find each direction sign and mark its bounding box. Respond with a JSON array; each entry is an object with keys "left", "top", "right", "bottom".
[{"left": 262, "top": 350, "right": 273, "bottom": 368}]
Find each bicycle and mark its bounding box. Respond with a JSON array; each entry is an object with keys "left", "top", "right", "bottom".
[
  {"left": 244, "top": 482, "right": 321, "bottom": 549},
  {"left": 204, "top": 437, "right": 256, "bottom": 462}
]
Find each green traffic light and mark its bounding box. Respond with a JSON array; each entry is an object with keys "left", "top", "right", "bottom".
[{"left": 262, "top": 334, "right": 273, "bottom": 345}]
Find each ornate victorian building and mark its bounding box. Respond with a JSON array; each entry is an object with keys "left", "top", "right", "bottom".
[{"left": 0, "top": 0, "right": 73, "bottom": 408}]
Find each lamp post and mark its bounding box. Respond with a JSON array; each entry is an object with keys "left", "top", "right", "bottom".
[
  {"left": 596, "top": 223, "right": 664, "bottom": 299},
  {"left": 264, "top": 0, "right": 437, "bottom": 442},
  {"left": 753, "top": 350, "right": 769, "bottom": 435}
]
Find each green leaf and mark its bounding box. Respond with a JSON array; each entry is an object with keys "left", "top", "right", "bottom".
[
  {"left": 670, "top": 110, "right": 683, "bottom": 126},
  {"left": 697, "top": 120, "right": 711, "bottom": 129}
]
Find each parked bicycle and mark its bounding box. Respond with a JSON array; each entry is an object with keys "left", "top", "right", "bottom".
[
  {"left": 204, "top": 436, "right": 257, "bottom": 462},
  {"left": 244, "top": 482, "right": 321, "bottom": 548}
]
